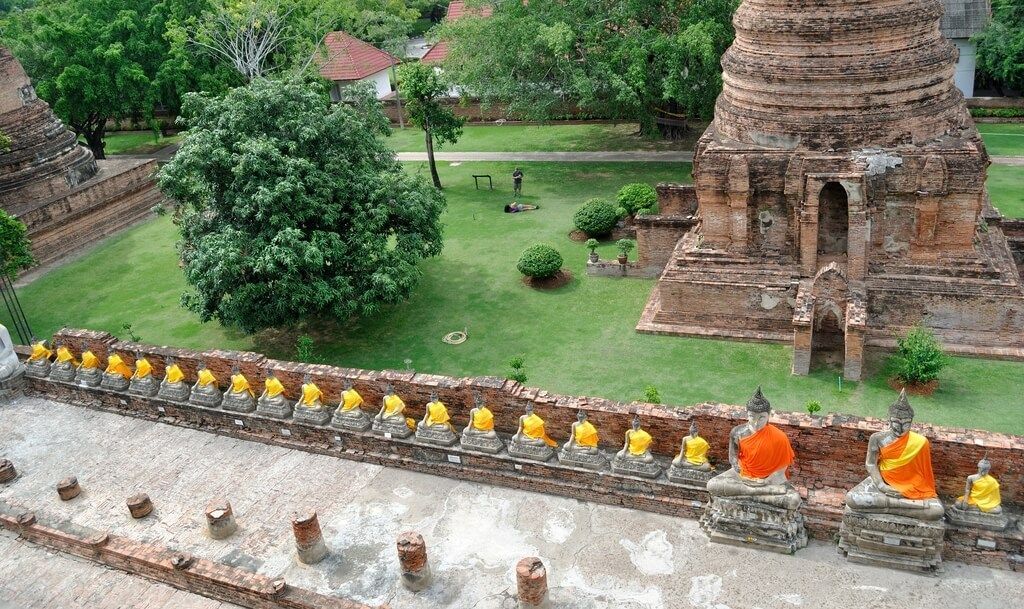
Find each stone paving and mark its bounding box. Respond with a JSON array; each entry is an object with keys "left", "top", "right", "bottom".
[{"left": 2, "top": 395, "right": 1023, "bottom": 609}]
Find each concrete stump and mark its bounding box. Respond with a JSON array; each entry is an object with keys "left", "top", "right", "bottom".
[
  {"left": 292, "top": 510, "right": 328, "bottom": 564},
  {"left": 0, "top": 459, "right": 15, "bottom": 483},
  {"left": 205, "top": 499, "right": 238, "bottom": 539},
  {"left": 127, "top": 493, "right": 153, "bottom": 518},
  {"left": 397, "top": 531, "right": 431, "bottom": 591},
  {"left": 57, "top": 476, "right": 81, "bottom": 501},
  {"left": 516, "top": 557, "right": 548, "bottom": 608}
]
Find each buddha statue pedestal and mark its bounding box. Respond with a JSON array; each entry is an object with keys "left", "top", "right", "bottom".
[
  {"left": 158, "top": 380, "right": 190, "bottom": 403},
  {"left": 372, "top": 416, "right": 414, "bottom": 439},
  {"left": 460, "top": 430, "right": 504, "bottom": 454},
  {"left": 257, "top": 397, "right": 292, "bottom": 419},
  {"left": 49, "top": 361, "right": 77, "bottom": 383},
  {"left": 611, "top": 453, "right": 662, "bottom": 479},
  {"left": 944, "top": 504, "right": 1009, "bottom": 532},
  {"left": 26, "top": 358, "right": 50, "bottom": 379},
  {"left": 838, "top": 499, "right": 946, "bottom": 571},
  {"left": 222, "top": 391, "right": 256, "bottom": 413},
  {"left": 294, "top": 405, "right": 331, "bottom": 426},
  {"left": 415, "top": 423, "right": 458, "bottom": 447},
  {"left": 129, "top": 376, "right": 159, "bottom": 398},
  {"left": 507, "top": 437, "right": 555, "bottom": 462},
  {"left": 701, "top": 470, "right": 807, "bottom": 555},
  {"left": 558, "top": 445, "right": 605, "bottom": 470},
  {"left": 667, "top": 462, "right": 716, "bottom": 487},
  {"left": 0, "top": 363, "right": 25, "bottom": 398},
  {"left": 190, "top": 385, "right": 223, "bottom": 408},
  {"left": 331, "top": 407, "right": 371, "bottom": 431},
  {"left": 75, "top": 366, "right": 102, "bottom": 388},
  {"left": 100, "top": 372, "right": 129, "bottom": 392}
]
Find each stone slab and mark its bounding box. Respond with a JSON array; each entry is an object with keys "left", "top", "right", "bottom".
[
  {"left": 700, "top": 495, "right": 808, "bottom": 555},
  {"left": 838, "top": 508, "right": 946, "bottom": 573}
]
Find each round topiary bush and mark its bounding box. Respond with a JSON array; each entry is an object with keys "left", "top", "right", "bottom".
[
  {"left": 573, "top": 198, "right": 620, "bottom": 236},
  {"left": 517, "top": 244, "right": 564, "bottom": 279},
  {"left": 617, "top": 183, "right": 657, "bottom": 216}
]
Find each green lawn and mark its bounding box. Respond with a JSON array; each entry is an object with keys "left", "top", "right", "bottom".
[
  {"left": 977, "top": 123, "right": 1024, "bottom": 157},
  {"left": 989, "top": 165, "right": 1024, "bottom": 218},
  {"left": 383, "top": 123, "right": 702, "bottom": 152},
  {"left": 99, "top": 131, "right": 182, "bottom": 155},
  {"left": 7, "top": 161, "right": 1024, "bottom": 434}
]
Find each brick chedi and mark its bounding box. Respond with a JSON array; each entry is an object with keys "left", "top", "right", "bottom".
[
  {"left": 637, "top": 0, "right": 1024, "bottom": 379},
  {"left": 0, "top": 47, "right": 165, "bottom": 268}
]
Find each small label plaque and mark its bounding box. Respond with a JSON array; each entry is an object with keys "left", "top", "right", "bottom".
[
  {"left": 977, "top": 538, "right": 997, "bottom": 550},
  {"left": 157, "top": 406, "right": 165, "bottom": 413},
  {"left": 280, "top": 429, "right": 291, "bottom": 437},
  {"left": 514, "top": 464, "right": 522, "bottom": 471},
  {"left": 234, "top": 419, "right": 244, "bottom": 427},
  {"left": 334, "top": 435, "right": 342, "bottom": 443},
  {"left": 447, "top": 455, "right": 461, "bottom": 464},
  {"left": 384, "top": 432, "right": 393, "bottom": 439},
  {"left": 882, "top": 535, "right": 902, "bottom": 546}
]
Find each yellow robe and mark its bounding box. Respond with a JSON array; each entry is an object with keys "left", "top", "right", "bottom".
[
  {"left": 959, "top": 474, "right": 1002, "bottom": 513},
  {"left": 231, "top": 373, "right": 253, "bottom": 396},
  {"left": 684, "top": 436, "right": 710, "bottom": 466},
  {"left": 574, "top": 421, "right": 599, "bottom": 448},
  {"left": 627, "top": 428, "right": 653, "bottom": 456},
  {"left": 29, "top": 342, "right": 52, "bottom": 361},
  {"left": 383, "top": 394, "right": 416, "bottom": 429},
  {"left": 522, "top": 413, "right": 557, "bottom": 447},
  {"left": 340, "top": 389, "right": 363, "bottom": 411},
  {"left": 80, "top": 351, "right": 99, "bottom": 370},
  {"left": 471, "top": 407, "right": 495, "bottom": 431},
  {"left": 264, "top": 376, "right": 285, "bottom": 398},
  {"left": 300, "top": 383, "right": 323, "bottom": 407},
  {"left": 197, "top": 369, "right": 217, "bottom": 388},
  {"left": 134, "top": 358, "right": 153, "bottom": 379},
  {"left": 165, "top": 364, "right": 185, "bottom": 384},
  {"left": 105, "top": 354, "right": 132, "bottom": 379},
  {"left": 55, "top": 347, "right": 78, "bottom": 367},
  {"left": 425, "top": 400, "right": 451, "bottom": 429}
]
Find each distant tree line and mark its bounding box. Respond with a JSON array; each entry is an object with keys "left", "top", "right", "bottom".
[{"left": 975, "top": 0, "right": 1024, "bottom": 96}]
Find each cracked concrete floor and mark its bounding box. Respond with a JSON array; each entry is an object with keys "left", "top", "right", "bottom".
[{"left": 1, "top": 395, "right": 1022, "bottom": 609}]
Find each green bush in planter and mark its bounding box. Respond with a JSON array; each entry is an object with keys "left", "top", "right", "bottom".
[
  {"left": 517, "top": 244, "right": 564, "bottom": 278},
  {"left": 617, "top": 183, "right": 657, "bottom": 215},
  {"left": 573, "top": 198, "right": 620, "bottom": 236}
]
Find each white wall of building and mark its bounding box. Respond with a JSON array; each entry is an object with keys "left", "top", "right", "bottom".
[
  {"left": 330, "top": 69, "right": 394, "bottom": 102},
  {"left": 951, "top": 38, "right": 977, "bottom": 98}
]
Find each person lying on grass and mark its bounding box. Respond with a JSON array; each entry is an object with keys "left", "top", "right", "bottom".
[{"left": 504, "top": 202, "right": 538, "bottom": 213}]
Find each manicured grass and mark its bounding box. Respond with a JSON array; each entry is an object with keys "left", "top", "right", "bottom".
[
  {"left": 7, "top": 161, "right": 1024, "bottom": 434},
  {"left": 98, "top": 131, "right": 182, "bottom": 155},
  {"left": 988, "top": 165, "right": 1024, "bottom": 218},
  {"left": 976, "top": 123, "right": 1024, "bottom": 157},
  {"left": 383, "top": 123, "right": 702, "bottom": 152}
]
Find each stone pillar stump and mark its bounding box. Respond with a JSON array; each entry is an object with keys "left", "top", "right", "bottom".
[
  {"left": 397, "top": 531, "right": 431, "bottom": 591},
  {"left": 0, "top": 459, "right": 16, "bottom": 483},
  {"left": 205, "top": 498, "right": 238, "bottom": 539},
  {"left": 292, "top": 510, "right": 328, "bottom": 564},
  {"left": 516, "top": 557, "right": 548, "bottom": 608},
  {"left": 57, "top": 476, "right": 81, "bottom": 501},
  {"left": 127, "top": 493, "right": 153, "bottom": 518}
]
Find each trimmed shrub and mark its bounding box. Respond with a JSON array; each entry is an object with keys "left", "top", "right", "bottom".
[
  {"left": 573, "top": 198, "right": 620, "bottom": 236},
  {"left": 889, "top": 325, "right": 950, "bottom": 384},
  {"left": 617, "top": 183, "right": 657, "bottom": 215},
  {"left": 517, "top": 244, "right": 563, "bottom": 278}
]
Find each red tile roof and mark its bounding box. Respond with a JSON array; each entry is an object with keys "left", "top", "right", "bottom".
[
  {"left": 319, "top": 31, "right": 400, "bottom": 81},
  {"left": 421, "top": 1, "right": 494, "bottom": 65}
]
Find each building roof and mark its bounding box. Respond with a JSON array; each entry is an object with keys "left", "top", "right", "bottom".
[
  {"left": 421, "top": 1, "right": 494, "bottom": 65},
  {"left": 319, "top": 31, "right": 399, "bottom": 82},
  {"left": 939, "top": 0, "right": 991, "bottom": 39}
]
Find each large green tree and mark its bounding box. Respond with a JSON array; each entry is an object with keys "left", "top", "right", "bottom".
[
  {"left": 974, "top": 0, "right": 1024, "bottom": 94},
  {"left": 0, "top": 210, "right": 34, "bottom": 279},
  {"left": 159, "top": 79, "right": 446, "bottom": 333},
  {"left": 398, "top": 61, "right": 464, "bottom": 189},
  {"left": 440, "top": 0, "right": 738, "bottom": 134}
]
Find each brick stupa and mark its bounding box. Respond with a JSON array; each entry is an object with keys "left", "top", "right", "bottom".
[
  {"left": 0, "top": 47, "right": 164, "bottom": 268},
  {"left": 636, "top": 0, "right": 1024, "bottom": 379}
]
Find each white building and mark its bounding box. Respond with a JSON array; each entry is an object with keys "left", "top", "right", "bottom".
[
  {"left": 319, "top": 32, "right": 400, "bottom": 101},
  {"left": 940, "top": 0, "right": 991, "bottom": 98}
]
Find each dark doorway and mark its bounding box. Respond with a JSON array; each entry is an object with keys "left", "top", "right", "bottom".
[
  {"left": 811, "top": 304, "right": 845, "bottom": 371},
  {"left": 817, "top": 182, "right": 849, "bottom": 261}
]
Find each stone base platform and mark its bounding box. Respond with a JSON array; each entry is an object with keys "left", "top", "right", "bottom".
[
  {"left": 156, "top": 381, "right": 189, "bottom": 403},
  {"left": 701, "top": 495, "right": 808, "bottom": 555},
  {"left": 48, "top": 363, "right": 76, "bottom": 383},
  {"left": 128, "top": 377, "right": 158, "bottom": 398},
  {"left": 99, "top": 373, "right": 128, "bottom": 392},
  {"left": 221, "top": 391, "right": 256, "bottom": 413},
  {"left": 372, "top": 416, "right": 414, "bottom": 439},
  {"left": 331, "top": 409, "right": 371, "bottom": 431},
  {"left": 257, "top": 397, "right": 292, "bottom": 419},
  {"left": 945, "top": 505, "right": 1010, "bottom": 532},
  {"left": 611, "top": 455, "right": 663, "bottom": 479},
  {"left": 189, "top": 387, "right": 222, "bottom": 409},
  {"left": 507, "top": 438, "right": 555, "bottom": 462},
  {"left": 0, "top": 368, "right": 25, "bottom": 399},
  {"left": 838, "top": 508, "right": 946, "bottom": 573},
  {"left": 557, "top": 448, "right": 606, "bottom": 470},
  {"left": 74, "top": 368, "right": 101, "bottom": 388},
  {"left": 460, "top": 432, "right": 504, "bottom": 454},
  {"left": 293, "top": 405, "right": 330, "bottom": 426},
  {"left": 25, "top": 359, "right": 50, "bottom": 379},
  {"left": 415, "top": 424, "right": 458, "bottom": 447},
  {"left": 667, "top": 463, "right": 716, "bottom": 487}
]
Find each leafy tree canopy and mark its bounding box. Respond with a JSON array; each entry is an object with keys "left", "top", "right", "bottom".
[
  {"left": 0, "top": 210, "right": 34, "bottom": 279},
  {"left": 158, "top": 79, "right": 446, "bottom": 333},
  {"left": 398, "top": 61, "right": 465, "bottom": 188},
  {"left": 974, "top": 0, "right": 1024, "bottom": 93},
  {"left": 440, "top": 0, "right": 739, "bottom": 132}
]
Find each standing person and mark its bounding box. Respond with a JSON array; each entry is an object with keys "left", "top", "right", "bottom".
[{"left": 512, "top": 167, "right": 524, "bottom": 196}]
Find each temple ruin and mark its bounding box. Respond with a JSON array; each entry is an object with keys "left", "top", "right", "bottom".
[
  {"left": 636, "top": 0, "right": 1024, "bottom": 379},
  {"left": 0, "top": 47, "right": 164, "bottom": 269}
]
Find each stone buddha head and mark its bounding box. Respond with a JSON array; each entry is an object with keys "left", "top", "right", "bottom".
[
  {"left": 524, "top": 403, "right": 534, "bottom": 415},
  {"left": 430, "top": 391, "right": 439, "bottom": 403},
  {"left": 576, "top": 409, "right": 587, "bottom": 423},
  {"left": 474, "top": 394, "right": 484, "bottom": 408},
  {"left": 689, "top": 420, "right": 699, "bottom": 438},
  {"left": 265, "top": 366, "right": 275, "bottom": 378},
  {"left": 198, "top": 360, "right": 208, "bottom": 371},
  {"left": 385, "top": 384, "right": 395, "bottom": 396},
  {"left": 631, "top": 415, "right": 642, "bottom": 431},
  {"left": 167, "top": 356, "right": 176, "bottom": 367},
  {"left": 303, "top": 373, "right": 311, "bottom": 384},
  {"left": 746, "top": 386, "right": 771, "bottom": 430},
  {"left": 343, "top": 380, "right": 353, "bottom": 391},
  {"left": 977, "top": 457, "right": 992, "bottom": 476},
  {"left": 888, "top": 389, "right": 914, "bottom": 436},
  {"left": 231, "top": 364, "right": 240, "bottom": 375}
]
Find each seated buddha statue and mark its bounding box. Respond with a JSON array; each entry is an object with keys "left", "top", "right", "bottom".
[
  {"left": 415, "top": 391, "right": 458, "bottom": 446},
  {"left": 373, "top": 385, "right": 415, "bottom": 438},
  {"left": 49, "top": 343, "right": 79, "bottom": 382},
  {"left": 157, "top": 356, "right": 189, "bottom": 402},
  {"left": 25, "top": 339, "right": 52, "bottom": 378},
  {"left": 257, "top": 368, "right": 292, "bottom": 419},
  {"left": 945, "top": 457, "right": 1009, "bottom": 530},
  {"left": 611, "top": 416, "right": 662, "bottom": 478},
  {"left": 293, "top": 374, "right": 330, "bottom": 425},
  {"left": 843, "top": 390, "right": 944, "bottom": 521},
  {"left": 100, "top": 353, "right": 132, "bottom": 392},
  {"left": 705, "top": 387, "right": 801, "bottom": 510},
  {"left": 460, "top": 394, "right": 503, "bottom": 453},
  {"left": 508, "top": 403, "right": 557, "bottom": 461},
  {"left": 222, "top": 365, "right": 256, "bottom": 413},
  {"left": 0, "top": 324, "right": 25, "bottom": 386},
  {"left": 558, "top": 410, "right": 605, "bottom": 469},
  {"left": 128, "top": 351, "right": 159, "bottom": 397},
  {"left": 668, "top": 421, "right": 715, "bottom": 485},
  {"left": 75, "top": 350, "right": 102, "bottom": 387},
  {"left": 331, "top": 380, "right": 370, "bottom": 430},
  {"left": 189, "top": 362, "right": 223, "bottom": 408}
]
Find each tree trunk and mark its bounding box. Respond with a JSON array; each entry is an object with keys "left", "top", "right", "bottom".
[
  {"left": 391, "top": 66, "right": 404, "bottom": 129},
  {"left": 425, "top": 126, "right": 442, "bottom": 189},
  {"left": 81, "top": 122, "right": 107, "bottom": 159}
]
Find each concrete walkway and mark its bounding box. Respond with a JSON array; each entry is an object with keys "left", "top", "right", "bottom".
[{"left": 397, "top": 151, "right": 1024, "bottom": 165}]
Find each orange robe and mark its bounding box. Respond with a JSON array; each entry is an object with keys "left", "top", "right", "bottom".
[
  {"left": 878, "top": 432, "right": 937, "bottom": 500},
  {"left": 738, "top": 424, "right": 795, "bottom": 479}
]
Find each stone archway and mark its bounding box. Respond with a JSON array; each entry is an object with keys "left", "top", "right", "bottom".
[
  {"left": 808, "top": 262, "right": 850, "bottom": 373},
  {"left": 816, "top": 182, "right": 849, "bottom": 265}
]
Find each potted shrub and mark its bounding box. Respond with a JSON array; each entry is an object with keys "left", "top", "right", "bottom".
[
  {"left": 517, "top": 243, "right": 564, "bottom": 279},
  {"left": 573, "top": 198, "right": 620, "bottom": 237},
  {"left": 585, "top": 238, "right": 599, "bottom": 263},
  {"left": 615, "top": 238, "right": 635, "bottom": 264}
]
